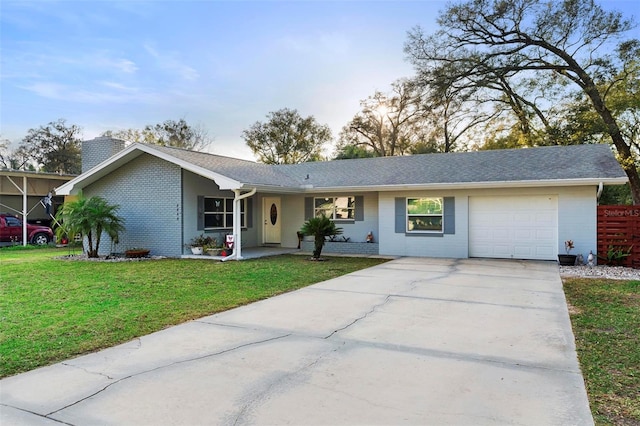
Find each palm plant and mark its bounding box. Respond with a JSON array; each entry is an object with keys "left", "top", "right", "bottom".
[
  {"left": 300, "top": 215, "right": 343, "bottom": 259},
  {"left": 55, "top": 195, "right": 125, "bottom": 258}
]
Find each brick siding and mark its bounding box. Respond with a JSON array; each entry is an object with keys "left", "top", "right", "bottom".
[
  {"left": 85, "top": 154, "right": 182, "bottom": 256},
  {"left": 82, "top": 137, "right": 126, "bottom": 173},
  {"left": 300, "top": 240, "right": 379, "bottom": 256}
]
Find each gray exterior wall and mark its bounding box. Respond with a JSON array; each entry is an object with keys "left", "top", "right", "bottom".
[
  {"left": 85, "top": 153, "right": 182, "bottom": 256},
  {"left": 260, "top": 192, "right": 379, "bottom": 249},
  {"left": 377, "top": 186, "right": 597, "bottom": 260},
  {"left": 182, "top": 171, "right": 258, "bottom": 254},
  {"left": 78, "top": 148, "right": 599, "bottom": 260},
  {"left": 82, "top": 137, "right": 126, "bottom": 173}
]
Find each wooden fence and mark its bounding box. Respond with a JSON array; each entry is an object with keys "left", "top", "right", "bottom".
[{"left": 597, "top": 205, "right": 640, "bottom": 268}]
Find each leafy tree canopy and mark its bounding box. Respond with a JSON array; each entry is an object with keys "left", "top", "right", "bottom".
[
  {"left": 405, "top": 0, "right": 640, "bottom": 203},
  {"left": 242, "top": 108, "right": 332, "bottom": 164},
  {"left": 338, "top": 80, "right": 427, "bottom": 157},
  {"left": 18, "top": 119, "right": 82, "bottom": 174},
  {"left": 103, "top": 118, "right": 212, "bottom": 151}
]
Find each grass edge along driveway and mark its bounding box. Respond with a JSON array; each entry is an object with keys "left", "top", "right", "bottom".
[
  {"left": 0, "top": 247, "right": 388, "bottom": 378},
  {"left": 562, "top": 277, "right": 640, "bottom": 426}
]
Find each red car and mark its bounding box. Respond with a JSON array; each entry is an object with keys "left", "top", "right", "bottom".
[{"left": 0, "top": 213, "right": 54, "bottom": 245}]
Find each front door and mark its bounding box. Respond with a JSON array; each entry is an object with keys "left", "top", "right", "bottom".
[{"left": 263, "top": 197, "right": 281, "bottom": 244}]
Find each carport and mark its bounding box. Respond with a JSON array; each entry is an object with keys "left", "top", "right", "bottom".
[{"left": 0, "top": 170, "right": 74, "bottom": 245}]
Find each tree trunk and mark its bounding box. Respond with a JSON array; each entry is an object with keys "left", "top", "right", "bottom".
[
  {"left": 587, "top": 90, "right": 640, "bottom": 204},
  {"left": 562, "top": 57, "right": 640, "bottom": 204},
  {"left": 313, "top": 235, "right": 324, "bottom": 259}
]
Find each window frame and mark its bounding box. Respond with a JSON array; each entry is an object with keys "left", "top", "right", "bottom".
[
  {"left": 203, "top": 197, "right": 245, "bottom": 230},
  {"left": 314, "top": 196, "right": 356, "bottom": 221},
  {"left": 406, "top": 197, "right": 444, "bottom": 233}
]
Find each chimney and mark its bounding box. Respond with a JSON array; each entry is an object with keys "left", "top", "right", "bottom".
[{"left": 82, "top": 137, "right": 126, "bottom": 173}]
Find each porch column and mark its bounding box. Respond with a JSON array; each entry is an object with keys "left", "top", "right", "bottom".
[{"left": 231, "top": 188, "right": 256, "bottom": 261}]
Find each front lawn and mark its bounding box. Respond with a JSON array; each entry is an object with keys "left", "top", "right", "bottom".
[
  {"left": 0, "top": 247, "right": 388, "bottom": 378},
  {"left": 563, "top": 277, "right": 640, "bottom": 425}
]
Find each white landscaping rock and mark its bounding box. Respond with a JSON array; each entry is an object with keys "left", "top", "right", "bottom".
[{"left": 559, "top": 265, "right": 640, "bottom": 280}]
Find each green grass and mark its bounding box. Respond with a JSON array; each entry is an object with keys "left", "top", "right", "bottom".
[
  {"left": 0, "top": 247, "right": 388, "bottom": 378},
  {"left": 563, "top": 278, "right": 640, "bottom": 425}
]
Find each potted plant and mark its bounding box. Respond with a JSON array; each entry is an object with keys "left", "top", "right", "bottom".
[
  {"left": 186, "top": 234, "right": 216, "bottom": 255},
  {"left": 558, "top": 240, "right": 577, "bottom": 266},
  {"left": 206, "top": 244, "right": 224, "bottom": 256}
]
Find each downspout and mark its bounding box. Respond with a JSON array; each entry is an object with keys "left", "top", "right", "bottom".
[
  {"left": 222, "top": 187, "right": 257, "bottom": 261},
  {"left": 596, "top": 182, "right": 604, "bottom": 201}
]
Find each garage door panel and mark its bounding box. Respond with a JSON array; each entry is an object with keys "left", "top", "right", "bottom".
[
  {"left": 493, "top": 229, "right": 510, "bottom": 239},
  {"left": 535, "top": 212, "right": 556, "bottom": 223},
  {"left": 492, "top": 245, "right": 513, "bottom": 256},
  {"left": 514, "top": 229, "right": 534, "bottom": 240},
  {"left": 513, "top": 246, "right": 534, "bottom": 257},
  {"left": 469, "top": 195, "right": 557, "bottom": 261},
  {"left": 514, "top": 213, "right": 533, "bottom": 222}
]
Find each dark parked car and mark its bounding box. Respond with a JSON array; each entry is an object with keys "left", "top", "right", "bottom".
[{"left": 0, "top": 213, "right": 54, "bottom": 245}]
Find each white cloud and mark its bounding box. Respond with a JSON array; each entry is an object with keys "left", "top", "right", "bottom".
[
  {"left": 99, "top": 81, "right": 139, "bottom": 92},
  {"left": 20, "top": 81, "right": 160, "bottom": 105},
  {"left": 111, "top": 58, "right": 138, "bottom": 74},
  {"left": 143, "top": 43, "right": 199, "bottom": 81}
]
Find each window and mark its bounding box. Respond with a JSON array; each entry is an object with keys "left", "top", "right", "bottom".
[
  {"left": 204, "top": 197, "right": 245, "bottom": 229},
  {"left": 5, "top": 216, "right": 21, "bottom": 227},
  {"left": 407, "top": 198, "right": 443, "bottom": 232},
  {"left": 314, "top": 197, "right": 355, "bottom": 220}
]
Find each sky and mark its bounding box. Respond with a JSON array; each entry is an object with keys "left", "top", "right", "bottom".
[{"left": 1, "top": 0, "right": 638, "bottom": 161}]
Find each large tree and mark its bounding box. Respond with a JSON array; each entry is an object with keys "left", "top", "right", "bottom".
[
  {"left": 103, "top": 119, "right": 212, "bottom": 151},
  {"left": 0, "top": 138, "right": 32, "bottom": 170},
  {"left": 242, "top": 108, "right": 332, "bottom": 164},
  {"left": 18, "top": 119, "right": 82, "bottom": 174},
  {"left": 405, "top": 0, "right": 640, "bottom": 203},
  {"left": 338, "top": 80, "right": 427, "bottom": 157}
]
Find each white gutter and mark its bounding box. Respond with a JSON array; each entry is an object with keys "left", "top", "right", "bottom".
[
  {"left": 297, "top": 177, "right": 629, "bottom": 193},
  {"left": 222, "top": 188, "right": 257, "bottom": 261}
]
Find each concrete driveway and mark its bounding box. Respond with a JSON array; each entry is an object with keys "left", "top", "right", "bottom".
[{"left": 1, "top": 257, "right": 592, "bottom": 425}]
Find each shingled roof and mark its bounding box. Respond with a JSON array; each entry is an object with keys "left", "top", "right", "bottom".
[
  {"left": 57, "top": 142, "right": 626, "bottom": 195},
  {"left": 155, "top": 143, "right": 626, "bottom": 190},
  {"left": 274, "top": 143, "right": 626, "bottom": 189}
]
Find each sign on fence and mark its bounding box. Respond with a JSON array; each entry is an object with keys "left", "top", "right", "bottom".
[{"left": 597, "top": 205, "right": 640, "bottom": 268}]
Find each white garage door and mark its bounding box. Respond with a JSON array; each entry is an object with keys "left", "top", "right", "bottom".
[{"left": 469, "top": 195, "right": 558, "bottom": 260}]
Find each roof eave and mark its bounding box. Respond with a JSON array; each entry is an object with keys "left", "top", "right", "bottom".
[{"left": 299, "top": 177, "right": 629, "bottom": 193}]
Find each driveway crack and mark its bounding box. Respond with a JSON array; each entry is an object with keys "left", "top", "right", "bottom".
[
  {"left": 323, "top": 295, "right": 392, "bottom": 339},
  {"left": 45, "top": 333, "right": 291, "bottom": 418},
  {"left": 231, "top": 343, "right": 343, "bottom": 426}
]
